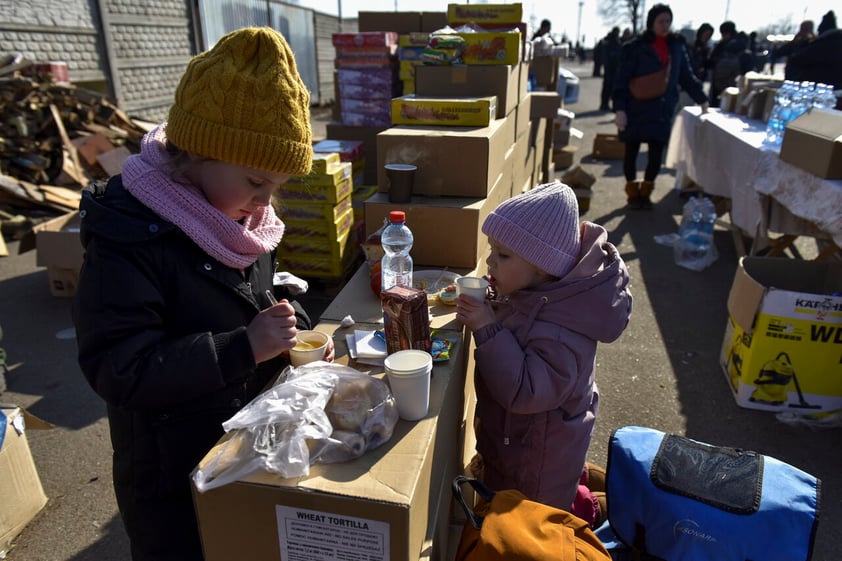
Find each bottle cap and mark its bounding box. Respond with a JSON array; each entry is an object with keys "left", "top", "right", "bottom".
[{"left": 389, "top": 211, "right": 406, "bottom": 223}]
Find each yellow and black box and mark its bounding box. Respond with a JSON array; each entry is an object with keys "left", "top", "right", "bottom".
[{"left": 719, "top": 256, "right": 842, "bottom": 413}]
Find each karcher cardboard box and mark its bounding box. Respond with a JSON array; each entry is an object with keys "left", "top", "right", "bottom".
[
  {"left": 191, "top": 322, "right": 466, "bottom": 561},
  {"left": 377, "top": 115, "right": 515, "bottom": 197},
  {"left": 1, "top": 407, "right": 50, "bottom": 554},
  {"left": 719, "top": 257, "right": 842, "bottom": 412},
  {"left": 779, "top": 108, "right": 842, "bottom": 179}
]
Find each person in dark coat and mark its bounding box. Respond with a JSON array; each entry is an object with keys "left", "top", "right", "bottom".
[
  {"left": 786, "top": 11, "right": 842, "bottom": 109},
  {"left": 72, "top": 27, "right": 332, "bottom": 561},
  {"left": 612, "top": 3, "right": 708, "bottom": 209},
  {"left": 772, "top": 19, "right": 815, "bottom": 74},
  {"left": 690, "top": 22, "right": 714, "bottom": 82},
  {"left": 708, "top": 21, "right": 754, "bottom": 107},
  {"left": 600, "top": 27, "right": 622, "bottom": 110}
]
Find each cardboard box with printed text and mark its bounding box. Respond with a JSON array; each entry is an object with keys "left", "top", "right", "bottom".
[
  {"left": 191, "top": 321, "right": 467, "bottom": 561},
  {"left": 719, "top": 257, "right": 842, "bottom": 412}
]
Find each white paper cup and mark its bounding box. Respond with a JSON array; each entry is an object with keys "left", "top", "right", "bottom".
[
  {"left": 384, "top": 350, "right": 432, "bottom": 421},
  {"left": 456, "top": 276, "right": 489, "bottom": 302},
  {"left": 290, "top": 330, "right": 330, "bottom": 367}
]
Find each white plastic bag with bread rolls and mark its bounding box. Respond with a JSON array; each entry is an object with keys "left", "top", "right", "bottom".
[{"left": 192, "top": 362, "right": 399, "bottom": 492}]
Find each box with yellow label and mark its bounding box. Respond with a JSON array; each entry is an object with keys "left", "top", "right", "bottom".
[
  {"left": 391, "top": 95, "right": 497, "bottom": 126},
  {"left": 457, "top": 30, "right": 521, "bottom": 65},
  {"left": 447, "top": 3, "right": 523, "bottom": 25},
  {"left": 719, "top": 256, "right": 842, "bottom": 413}
]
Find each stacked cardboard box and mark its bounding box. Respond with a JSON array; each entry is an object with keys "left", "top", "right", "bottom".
[
  {"left": 275, "top": 156, "right": 357, "bottom": 278},
  {"left": 367, "top": 3, "right": 533, "bottom": 270},
  {"left": 333, "top": 32, "right": 400, "bottom": 128}
]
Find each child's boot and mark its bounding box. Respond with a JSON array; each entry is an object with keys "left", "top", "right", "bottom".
[
  {"left": 625, "top": 180, "right": 641, "bottom": 209},
  {"left": 639, "top": 180, "right": 655, "bottom": 210}
]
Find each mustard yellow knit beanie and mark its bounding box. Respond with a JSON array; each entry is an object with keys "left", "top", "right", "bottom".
[{"left": 167, "top": 27, "right": 312, "bottom": 176}]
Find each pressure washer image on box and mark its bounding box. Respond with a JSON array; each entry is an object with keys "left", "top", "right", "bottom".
[{"left": 748, "top": 351, "right": 820, "bottom": 409}]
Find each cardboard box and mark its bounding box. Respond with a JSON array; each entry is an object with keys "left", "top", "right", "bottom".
[
  {"left": 414, "top": 64, "right": 524, "bottom": 119},
  {"left": 1, "top": 407, "right": 50, "bottom": 554},
  {"left": 358, "top": 11, "right": 422, "bottom": 33},
  {"left": 552, "top": 144, "right": 577, "bottom": 170},
  {"left": 191, "top": 321, "right": 466, "bottom": 561},
  {"left": 779, "top": 108, "right": 842, "bottom": 179},
  {"left": 365, "top": 158, "right": 512, "bottom": 269},
  {"left": 530, "top": 56, "right": 558, "bottom": 88},
  {"left": 326, "top": 123, "right": 390, "bottom": 185},
  {"left": 376, "top": 115, "right": 515, "bottom": 198},
  {"left": 420, "top": 12, "right": 448, "bottom": 32},
  {"left": 20, "top": 211, "right": 84, "bottom": 297},
  {"left": 390, "top": 95, "right": 497, "bottom": 127},
  {"left": 529, "top": 91, "right": 561, "bottom": 120},
  {"left": 447, "top": 2, "right": 523, "bottom": 25},
  {"left": 719, "top": 257, "right": 842, "bottom": 413},
  {"left": 456, "top": 30, "right": 522, "bottom": 66},
  {"left": 513, "top": 92, "right": 531, "bottom": 143},
  {"left": 592, "top": 133, "right": 625, "bottom": 160}
]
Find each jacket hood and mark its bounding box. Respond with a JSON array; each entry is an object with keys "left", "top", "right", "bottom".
[
  {"left": 78, "top": 176, "right": 179, "bottom": 249},
  {"left": 497, "top": 221, "right": 632, "bottom": 343}
]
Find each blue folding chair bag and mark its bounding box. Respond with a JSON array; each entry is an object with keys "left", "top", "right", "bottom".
[{"left": 606, "top": 426, "right": 820, "bottom": 561}]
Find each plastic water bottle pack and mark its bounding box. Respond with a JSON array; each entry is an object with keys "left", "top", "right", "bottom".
[
  {"left": 764, "top": 80, "right": 838, "bottom": 146},
  {"left": 673, "top": 196, "right": 718, "bottom": 271}
]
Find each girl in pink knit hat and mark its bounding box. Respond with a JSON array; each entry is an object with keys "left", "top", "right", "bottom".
[{"left": 456, "top": 180, "right": 633, "bottom": 527}]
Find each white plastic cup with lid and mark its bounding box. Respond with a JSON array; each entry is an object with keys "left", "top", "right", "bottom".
[{"left": 383, "top": 349, "right": 432, "bottom": 421}]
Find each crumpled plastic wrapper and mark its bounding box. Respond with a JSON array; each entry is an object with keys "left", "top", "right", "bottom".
[{"left": 193, "top": 362, "right": 398, "bottom": 492}]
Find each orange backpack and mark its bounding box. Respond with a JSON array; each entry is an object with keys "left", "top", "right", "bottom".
[{"left": 453, "top": 476, "right": 612, "bottom": 561}]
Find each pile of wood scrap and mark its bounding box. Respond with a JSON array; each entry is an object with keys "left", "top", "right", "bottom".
[{"left": 0, "top": 54, "right": 155, "bottom": 254}]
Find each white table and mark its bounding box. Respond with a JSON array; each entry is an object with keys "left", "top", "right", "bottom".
[{"left": 665, "top": 107, "right": 842, "bottom": 254}]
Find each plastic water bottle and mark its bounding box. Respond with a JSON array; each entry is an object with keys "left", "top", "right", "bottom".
[
  {"left": 380, "top": 210, "right": 414, "bottom": 292},
  {"left": 765, "top": 81, "right": 795, "bottom": 146},
  {"left": 674, "top": 196, "right": 717, "bottom": 271}
]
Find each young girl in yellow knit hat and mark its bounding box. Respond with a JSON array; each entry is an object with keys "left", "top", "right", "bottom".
[{"left": 72, "top": 27, "right": 332, "bottom": 560}]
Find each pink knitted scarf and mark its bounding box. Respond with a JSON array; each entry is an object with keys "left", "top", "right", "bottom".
[{"left": 122, "top": 125, "right": 285, "bottom": 269}]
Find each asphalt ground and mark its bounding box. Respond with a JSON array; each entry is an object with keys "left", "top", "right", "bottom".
[{"left": 0, "top": 62, "right": 838, "bottom": 560}]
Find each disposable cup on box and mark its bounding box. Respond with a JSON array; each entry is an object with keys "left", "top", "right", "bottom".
[
  {"left": 290, "top": 330, "right": 330, "bottom": 367},
  {"left": 384, "top": 350, "right": 432, "bottom": 421}
]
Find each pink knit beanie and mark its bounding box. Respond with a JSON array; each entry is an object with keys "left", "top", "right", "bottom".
[{"left": 482, "top": 181, "right": 581, "bottom": 277}]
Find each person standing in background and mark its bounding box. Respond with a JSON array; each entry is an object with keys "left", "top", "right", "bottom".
[
  {"left": 600, "top": 27, "right": 623, "bottom": 111},
  {"left": 613, "top": 4, "right": 708, "bottom": 210},
  {"left": 532, "top": 18, "right": 553, "bottom": 41},
  {"left": 786, "top": 11, "right": 842, "bottom": 109},
  {"left": 708, "top": 21, "right": 753, "bottom": 107},
  {"left": 771, "top": 19, "right": 815, "bottom": 74},
  {"left": 690, "top": 23, "right": 714, "bottom": 82}
]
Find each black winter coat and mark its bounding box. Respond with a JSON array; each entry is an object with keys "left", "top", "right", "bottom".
[
  {"left": 613, "top": 34, "right": 707, "bottom": 143},
  {"left": 786, "top": 29, "right": 842, "bottom": 108},
  {"left": 72, "top": 175, "right": 311, "bottom": 561}
]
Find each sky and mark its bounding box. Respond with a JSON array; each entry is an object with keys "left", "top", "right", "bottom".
[{"left": 297, "top": 0, "right": 837, "bottom": 46}]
